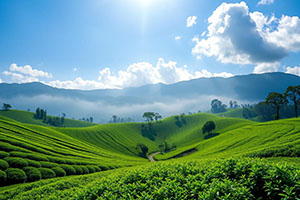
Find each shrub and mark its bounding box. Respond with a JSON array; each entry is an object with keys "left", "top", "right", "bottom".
[
  {"left": 0, "top": 142, "right": 29, "bottom": 152},
  {"left": 48, "top": 157, "right": 66, "bottom": 164},
  {"left": 0, "top": 151, "right": 9, "bottom": 159},
  {"left": 99, "top": 165, "right": 110, "bottom": 171},
  {"left": 5, "top": 168, "right": 27, "bottom": 184},
  {"left": 60, "top": 164, "right": 76, "bottom": 175},
  {"left": 40, "top": 161, "right": 58, "bottom": 168},
  {"left": 23, "top": 167, "right": 41, "bottom": 182},
  {"left": 25, "top": 159, "right": 41, "bottom": 168},
  {"left": 4, "top": 157, "right": 28, "bottom": 168},
  {"left": 0, "top": 159, "right": 9, "bottom": 170},
  {"left": 65, "top": 160, "right": 76, "bottom": 165},
  {"left": 80, "top": 166, "right": 89, "bottom": 174},
  {"left": 86, "top": 165, "right": 96, "bottom": 173},
  {"left": 73, "top": 165, "right": 83, "bottom": 175},
  {"left": 52, "top": 167, "right": 66, "bottom": 177},
  {"left": 39, "top": 168, "right": 56, "bottom": 179},
  {"left": 25, "top": 154, "right": 49, "bottom": 162},
  {"left": 0, "top": 170, "right": 6, "bottom": 185},
  {"left": 93, "top": 166, "right": 101, "bottom": 172}
]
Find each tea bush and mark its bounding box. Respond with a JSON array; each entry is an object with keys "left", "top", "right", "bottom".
[
  {"left": 52, "top": 167, "right": 66, "bottom": 177},
  {"left": 25, "top": 159, "right": 41, "bottom": 168},
  {"left": 0, "top": 170, "right": 6, "bottom": 185},
  {"left": 39, "top": 168, "right": 56, "bottom": 179},
  {"left": 40, "top": 161, "right": 59, "bottom": 168},
  {"left": 0, "top": 159, "right": 9, "bottom": 170},
  {"left": 60, "top": 164, "right": 76, "bottom": 175},
  {"left": 73, "top": 165, "right": 83, "bottom": 175},
  {"left": 5, "top": 168, "right": 27, "bottom": 184},
  {"left": 0, "top": 151, "right": 9, "bottom": 159},
  {"left": 23, "top": 167, "right": 41, "bottom": 182},
  {"left": 4, "top": 157, "right": 28, "bottom": 168}
]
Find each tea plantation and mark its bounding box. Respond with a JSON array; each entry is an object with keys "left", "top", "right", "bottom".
[{"left": 0, "top": 111, "right": 299, "bottom": 199}]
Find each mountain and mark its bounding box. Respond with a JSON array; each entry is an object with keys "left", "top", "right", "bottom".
[{"left": 0, "top": 72, "right": 299, "bottom": 122}]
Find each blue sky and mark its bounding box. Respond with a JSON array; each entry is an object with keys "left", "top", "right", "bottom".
[{"left": 0, "top": 0, "right": 300, "bottom": 89}]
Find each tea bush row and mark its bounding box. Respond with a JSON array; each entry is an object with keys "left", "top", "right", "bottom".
[{"left": 77, "top": 158, "right": 300, "bottom": 200}]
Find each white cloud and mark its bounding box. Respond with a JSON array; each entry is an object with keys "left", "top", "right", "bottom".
[
  {"left": 175, "top": 36, "right": 181, "bottom": 40},
  {"left": 9, "top": 63, "right": 52, "bottom": 78},
  {"left": 46, "top": 58, "right": 233, "bottom": 90},
  {"left": 186, "top": 16, "right": 197, "bottom": 27},
  {"left": 0, "top": 77, "right": 2, "bottom": 84},
  {"left": 257, "top": 0, "right": 274, "bottom": 5},
  {"left": 253, "top": 62, "right": 280, "bottom": 74},
  {"left": 2, "top": 63, "right": 52, "bottom": 83},
  {"left": 286, "top": 65, "right": 300, "bottom": 76},
  {"left": 192, "top": 1, "right": 300, "bottom": 66}
]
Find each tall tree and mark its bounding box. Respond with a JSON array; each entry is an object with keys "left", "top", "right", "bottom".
[
  {"left": 2, "top": 103, "right": 12, "bottom": 111},
  {"left": 284, "top": 85, "right": 300, "bottom": 118},
  {"left": 154, "top": 113, "right": 162, "bottom": 122},
  {"left": 142, "top": 112, "right": 155, "bottom": 123},
  {"left": 202, "top": 121, "right": 216, "bottom": 134},
  {"left": 211, "top": 99, "right": 227, "bottom": 113},
  {"left": 265, "top": 92, "right": 287, "bottom": 120}
]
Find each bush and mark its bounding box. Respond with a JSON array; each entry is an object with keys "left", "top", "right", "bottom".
[
  {"left": 52, "top": 167, "right": 66, "bottom": 177},
  {"left": 4, "top": 157, "right": 28, "bottom": 168},
  {"left": 0, "top": 169, "right": 6, "bottom": 185},
  {"left": 40, "top": 161, "right": 58, "bottom": 168},
  {"left": 80, "top": 166, "right": 89, "bottom": 174},
  {"left": 60, "top": 164, "right": 76, "bottom": 175},
  {"left": 26, "top": 154, "right": 49, "bottom": 162},
  {"left": 23, "top": 167, "right": 41, "bottom": 182},
  {"left": 0, "top": 151, "right": 9, "bottom": 159},
  {"left": 93, "top": 166, "right": 101, "bottom": 172},
  {"left": 25, "top": 159, "right": 41, "bottom": 168},
  {"left": 39, "top": 168, "right": 56, "bottom": 179},
  {"left": 73, "top": 165, "right": 83, "bottom": 175},
  {"left": 48, "top": 157, "right": 66, "bottom": 164},
  {"left": 99, "top": 165, "right": 110, "bottom": 171},
  {"left": 5, "top": 168, "right": 27, "bottom": 184},
  {"left": 0, "top": 159, "right": 9, "bottom": 170},
  {"left": 86, "top": 165, "right": 96, "bottom": 173}
]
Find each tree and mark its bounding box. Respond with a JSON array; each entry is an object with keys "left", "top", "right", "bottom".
[
  {"left": 284, "top": 85, "right": 300, "bottom": 118},
  {"left": 202, "top": 121, "right": 216, "bottom": 134},
  {"left": 211, "top": 99, "right": 227, "bottom": 113},
  {"left": 112, "top": 115, "right": 117, "bottom": 123},
  {"left": 89, "top": 117, "right": 93, "bottom": 123},
  {"left": 136, "top": 143, "right": 148, "bottom": 158},
  {"left": 2, "top": 103, "right": 12, "bottom": 111},
  {"left": 265, "top": 92, "right": 287, "bottom": 120},
  {"left": 154, "top": 113, "right": 162, "bottom": 122},
  {"left": 142, "top": 112, "right": 155, "bottom": 123}
]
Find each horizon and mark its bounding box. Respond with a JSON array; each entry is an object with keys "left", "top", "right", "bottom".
[{"left": 0, "top": 0, "right": 300, "bottom": 90}]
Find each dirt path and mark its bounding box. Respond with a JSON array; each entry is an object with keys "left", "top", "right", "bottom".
[{"left": 148, "top": 152, "right": 160, "bottom": 162}]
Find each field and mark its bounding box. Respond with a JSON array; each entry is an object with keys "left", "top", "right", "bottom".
[{"left": 0, "top": 110, "right": 299, "bottom": 199}]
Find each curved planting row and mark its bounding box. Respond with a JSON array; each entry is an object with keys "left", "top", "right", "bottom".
[{"left": 0, "top": 152, "right": 105, "bottom": 186}]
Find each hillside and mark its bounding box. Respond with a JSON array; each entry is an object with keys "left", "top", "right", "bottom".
[{"left": 0, "top": 110, "right": 95, "bottom": 127}]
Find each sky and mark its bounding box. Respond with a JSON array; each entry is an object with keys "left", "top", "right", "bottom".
[{"left": 0, "top": 0, "right": 300, "bottom": 90}]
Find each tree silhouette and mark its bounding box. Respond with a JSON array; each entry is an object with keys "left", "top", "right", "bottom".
[
  {"left": 211, "top": 99, "right": 227, "bottom": 113},
  {"left": 284, "top": 85, "right": 300, "bottom": 118},
  {"left": 265, "top": 92, "right": 287, "bottom": 120},
  {"left": 2, "top": 103, "right": 12, "bottom": 111},
  {"left": 202, "top": 121, "right": 216, "bottom": 134},
  {"left": 143, "top": 112, "right": 155, "bottom": 123}
]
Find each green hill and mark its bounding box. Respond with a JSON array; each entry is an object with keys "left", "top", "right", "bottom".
[{"left": 0, "top": 110, "right": 95, "bottom": 127}]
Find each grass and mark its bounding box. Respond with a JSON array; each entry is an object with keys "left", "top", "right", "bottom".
[{"left": 0, "top": 110, "right": 95, "bottom": 127}]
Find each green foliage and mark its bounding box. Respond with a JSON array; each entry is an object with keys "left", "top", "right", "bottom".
[
  {"left": 265, "top": 92, "right": 287, "bottom": 120},
  {"left": 22, "top": 167, "right": 41, "bottom": 182},
  {"left": 211, "top": 99, "right": 227, "bottom": 113},
  {"left": 202, "top": 121, "right": 216, "bottom": 134},
  {"left": 40, "top": 161, "right": 59, "bottom": 168},
  {"left": 0, "top": 170, "right": 6, "bottom": 185},
  {"left": 93, "top": 166, "right": 101, "bottom": 172},
  {"left": 5, "top": 168, "right": 27, "bottom": 184},
  {"left": 86, "top": 165, "right": 95, "bottom": 173},
  {"left": 4, "top": 157, "right": 28, "bottom": 168},
  {"left": 77, "top": 159, "right": 300, "bottom": 200},
  {"left": 0, "top": 159, "right": 9, "bottom": 170},
  {"left": 0, "top": 151, "right": 9, "bottom": 159},
  {"left": 2, "top": 103, "right": 12, "bottom": 111},
  {"left": 80, "top": 166, "right": 89, "bottom": 174},
  {"left": 25, "top": 159, "right": 41, "bottom": 168},
  {"left": 136, "top": 143, "right": 148, "bottom": 158},
  {"left": 60, "top": 164, "right": 76, "bottom": 175},
  {"left": 51, "top": 167, "right": 66, "bottom": 177},
  {"left": 73, "top": 165, "right": 83, "bottom": 175},
  {"left": 39, "top": 168, "right": 56, "bottom": 179}
]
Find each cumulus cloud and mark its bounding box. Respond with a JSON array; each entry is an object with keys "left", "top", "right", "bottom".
[
  {"left": 9, "top": 63, "right": 52, "bottom": 78},
  {"left": 47, "top": 58, "right": 233, "bottom": 90},
  {"left": 253, "top": 62, "right": 280, "bottom": 74},
  {"left": 187, "top": 16, "right": 197, "bottom": 27},
  {"left": 257, "top": 0, "right": 274, "bottom": 5},
  {"left": 0, "top": 77, "right": 2, "bottom": 84},
  {"left": 192, "top": 1, "right": 300, "bottom": 66},
  {"left": 2, "top": 63, "right": 52, "bottom": 83},
  {"left": 175, "top": 36, "right": 181, "bottom": 40},
  {"left": 286, "top": 65, "right": 300, "bottom": 76}
]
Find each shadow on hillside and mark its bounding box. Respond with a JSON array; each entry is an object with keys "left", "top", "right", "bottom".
[{"left": 204, "top": 133, "right": 220, "bottom": 140}]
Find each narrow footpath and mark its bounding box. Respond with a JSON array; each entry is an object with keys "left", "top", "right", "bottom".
[{"left": 148, "top": 152, "right": 160, "bottom": 162}]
